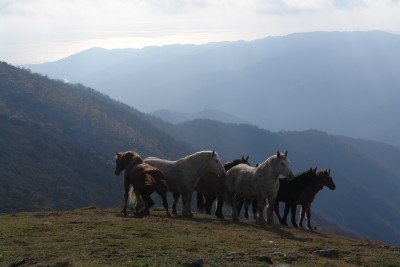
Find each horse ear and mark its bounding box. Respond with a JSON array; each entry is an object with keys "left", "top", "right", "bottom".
[
  {"left": 276, "top": 151, "right": 280, "bottom": 158},
  {"left": 328, "top": 169, "right": 331, "bottom": 173},
  {"left": 212, "top": 150, "right": 215, "bottom": 156},
  {"left": 314, "top": 167, "right": 317, "bottom": 172},
  {"left": 284, "top": 151, "right": 288, "bottom": 157},
  {"left": 246, "top": 156, "right": 249, "bottom": 161}
]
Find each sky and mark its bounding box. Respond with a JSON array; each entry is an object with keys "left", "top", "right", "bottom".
[{"left": 1, "top": 0, "right": 400, "bottom": 65}]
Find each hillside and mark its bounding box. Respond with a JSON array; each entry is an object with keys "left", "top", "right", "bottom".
[
  {"left": 24, "top": 31, "right": 400, "bottom": 148},
  {"left": 0, "top": 62, "right": 193, "bottom": 213},
  {"left": 1, "top": 207, "right": 399, "bottom": 266},
  {"left": 146, "top": 118, "right": 400, "bottom": 246}
]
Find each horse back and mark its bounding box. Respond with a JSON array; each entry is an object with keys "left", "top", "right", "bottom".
[
  {"left": 277, "top": 177, "right": 311, "bottom": 203},
  {"left": 225, "top": 164, "right": 258, "bottom": 197}
]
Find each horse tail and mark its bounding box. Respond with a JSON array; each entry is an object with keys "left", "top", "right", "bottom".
[{"left": 128, "top": 186, "right": 137, "bottom": 206}]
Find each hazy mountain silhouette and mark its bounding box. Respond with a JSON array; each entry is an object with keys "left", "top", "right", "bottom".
[
  {"left": 24, "top": 31, "right": 400, "bottom": 148},
  {"left": 150, "top": 109, "right": 247, "bottom": 124},
  {"left": 0, "top": 62, "right": 193, "bottom": 213}
]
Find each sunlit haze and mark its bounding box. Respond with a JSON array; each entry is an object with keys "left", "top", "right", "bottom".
[{"left": 1, "top": 0, "right": 400, "bottom": 64}]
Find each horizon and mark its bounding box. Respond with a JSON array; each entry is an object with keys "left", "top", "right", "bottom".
[
  {"left": 2, "top": 0, "right": 400, "bottom": 65},
  {"left": 17, "top": 30, "right": 400, "bottom": 66}
]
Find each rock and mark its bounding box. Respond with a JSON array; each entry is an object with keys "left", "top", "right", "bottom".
[
  {"left": 253, "top": 255, "right": 273, "bottom": 263},
  {"left": 225, "top": 252, "right": 245, "bottom": 260},
  {"left": 312, "top": 247, "right": 339, "bottom": 258},
  {"left": 187, "top": 259, "right": 204, "bottom": 267}
]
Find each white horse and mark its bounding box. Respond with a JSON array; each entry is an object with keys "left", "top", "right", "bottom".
[
  {"left": 144, "top": 150, "right": 226, "bottom": 217},
  {"left": 225, "top": 151, "right": 294, "bottom": 224}
]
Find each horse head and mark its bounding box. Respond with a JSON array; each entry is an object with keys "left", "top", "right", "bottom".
[
  {"left": 208, "top": 150, "right": 226, "bottom": 177},
  {"left": 318, "top": 169, "right": 336, "bottom": 190},
  {"left": 114, "top": 151, "right": 142, "bottom": 176},
  {"left": 275, "top": 151, "right": 294, "bottom": 179}
]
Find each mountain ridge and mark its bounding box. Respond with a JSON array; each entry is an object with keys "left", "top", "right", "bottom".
[{"left": 23, "top": 31, "right": 400, "bottom": 148}]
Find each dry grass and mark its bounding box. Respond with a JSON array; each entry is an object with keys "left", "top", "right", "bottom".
[{"left": 1, "top": 206, "right": 399, "bottom": 266}]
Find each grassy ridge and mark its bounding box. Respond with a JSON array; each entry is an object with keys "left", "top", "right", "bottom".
[{"left": 1, "top": 207, "right": 399, "bottom": 266}]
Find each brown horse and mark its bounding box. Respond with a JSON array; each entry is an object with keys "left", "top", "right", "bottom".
[
  {"left": 273, "top": 167, "right": 318, "bottom": 228},
  {"left": 172, "top": 156, "right": 250, "bottom": 219},
  {"left": 115, "top": 151, "right": 170, "bottom": 217},
  {"left": 298, "top": 169, "right": 336, "bottom": 229}
]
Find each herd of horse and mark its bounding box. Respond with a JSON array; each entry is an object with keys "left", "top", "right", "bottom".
[{"left": 114, "top": 150, "right": 336, "bottom": 229}]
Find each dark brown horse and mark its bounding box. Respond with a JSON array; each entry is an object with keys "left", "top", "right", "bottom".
[
  {"left": 274, "top": 168, "right": 336, "bottom": 229},
  {"left": 115, "top": 151, "right": 170, "bottom": 217},
  {"left": 298, "top": 169, "right": 336, "bottom": 229},
  {"left": 172, "top": 156, "right": 250, "bottom": 219},
  {"left": 273, "top": 168, "right": 318, "bottom": 228}
]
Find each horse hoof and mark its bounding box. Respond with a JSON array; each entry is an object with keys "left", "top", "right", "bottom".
[
  {"left": 216, "top": 214, "right": 224, "bottom": 220},
  {"left": 183, "top": 212, "right": 193, "bottom": 218}
]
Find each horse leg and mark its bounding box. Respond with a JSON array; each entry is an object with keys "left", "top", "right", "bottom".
[
  {"left": 215, "top": 194, "right": 224, "bottom": 219},
  {"left": 204, "top": 194, "right": 214, "bottom": 215},
  {"left": 134, "top": 188, "right": 144, "bottom": 213},
  {"left": 266, "top": 195, "right": 276, "bottom": 225},
  {"left": 244, "top": 200, "right": 250, "bottom": 219},
  {"left": 252, "top": 199, "right": 258, "bottom": 221},
  {"left": 236, "top": 197, "right": 245, "bottom": 217},
  {"left": 231, "top": 195, "right": 240, "bottom": 222},
  {"left": 299, "top": 204, "right": 306, "bottom": 229},
  {"left": 182, "top": 191, "right": 194, "bottom": 218},
  {"left": 290, "top": 205, "right": 298, "bottom": 228},
  {"left": 306, "top": 203, "right": 312, "bottom": 230},
  {"left": 139, "top": 193, "right": 152, "bottom": 216},
  {"left": 171, "top": 191, "right": 180, "bottom": 215},
  {"left": 158, "top": 190, "right": 171, "bottom": 217},
  {"left": 122, "top": 182, "right": 129, "bottom": 215},
  {"left": 282, "top": 204, "right": 290, "bottom": 226},
  {"left": 196, "top": 192, "right": 205, "bottom": 213},
  {"left": 256, "top": 197, "right": 266, "bottom": 224},
  {"left": 274, "top": 201, "right": 283, "bottom": 224}
]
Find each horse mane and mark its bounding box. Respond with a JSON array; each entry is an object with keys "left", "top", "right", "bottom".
[
  {"left": 121, "top": 151, "right": 143, "bottom": 164},
  {"left": 184, "top": 150, "right": 214, "bottom": 159}
]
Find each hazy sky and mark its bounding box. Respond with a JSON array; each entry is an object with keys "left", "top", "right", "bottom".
[{"left": 1, "top": 0, "right": 400, "bottom": 64}]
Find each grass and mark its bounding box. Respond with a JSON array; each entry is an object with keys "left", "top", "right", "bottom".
[{"left": 1, "top": 206, "right": 399, "bottom": 266}]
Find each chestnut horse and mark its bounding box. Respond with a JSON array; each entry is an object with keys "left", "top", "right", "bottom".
[{"left": 115, "top": 151, "right": 170, "bottom": 217}]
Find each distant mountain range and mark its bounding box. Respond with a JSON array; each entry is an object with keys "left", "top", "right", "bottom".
[
  {"left": 0, "top": 62, "right": 193, "bottom": 213},
  {"left": 24, "top": 31, "right": 400, "bottom": 148},
  {"left": 150, "top": 109, "right": 247, "bottom": 124}
]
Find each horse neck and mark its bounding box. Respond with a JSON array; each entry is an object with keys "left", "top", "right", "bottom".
[
  {"left": 224, "top": 161, "right": 236, "bottom": 171},
  {"left": 256, "top": 157, "right": 278, "bottom": 179},
  {"left": 123, "top": 156, "right": 142, "bottom": 172}
]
